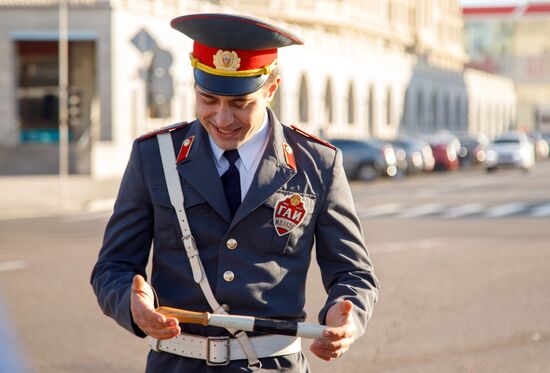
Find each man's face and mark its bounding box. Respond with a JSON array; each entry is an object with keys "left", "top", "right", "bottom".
[{"left": 195, "top": 77, "right": 280, "bottom": 150}]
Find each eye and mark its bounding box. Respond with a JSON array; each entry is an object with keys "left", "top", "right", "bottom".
[
  {"left": 201, "top": 96, "right": 217, "bottom": 105},
  {"left": 233, "top": 100, "right": 249, "bottom": 108}
]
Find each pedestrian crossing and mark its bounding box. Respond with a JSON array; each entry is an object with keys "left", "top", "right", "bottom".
[
  {"left": 61, "top": 201, "right": 550, "bottom": 222},
  {"left": 357, "top": 201, "right": 550, "bottom": 219}
]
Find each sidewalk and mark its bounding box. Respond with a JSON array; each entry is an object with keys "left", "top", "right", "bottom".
[{"left": 0, "top": 175, "right": 121, "bottom": 220}]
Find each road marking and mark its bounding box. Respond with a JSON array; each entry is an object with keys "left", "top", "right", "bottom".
[
  {"left": 530, "top": 203, "right": 550, "bottom": 217},
  {"left": 442, "top": 203, "right": 485, "bottom": 218},
  {"left": 358, "top": 203, "right": 401, "bottom": 218},
  {"left": 397, "top": 203, "right": 444, "bottom": 218},
  {"left": 0, "top": 261, "right": 27, "bottom": 272},
  {"left": 62, "top": 211, "right": 112, "bottom": 223},
  {"left": 485, "top": 202, "right": 528, "bottom": 218}
]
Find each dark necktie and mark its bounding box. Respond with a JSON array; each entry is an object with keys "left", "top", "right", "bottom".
[{"left": 221, "top": 149, "right": 241, "bottom": 217}]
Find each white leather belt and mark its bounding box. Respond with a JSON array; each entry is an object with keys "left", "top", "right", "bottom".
[{"left": 148, "top": 333, "right": 301, "bottom": 366}]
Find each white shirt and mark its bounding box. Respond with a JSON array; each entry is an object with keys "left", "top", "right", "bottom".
[{"left": 208, "top": 111, "right": 270, "bottom": 201}]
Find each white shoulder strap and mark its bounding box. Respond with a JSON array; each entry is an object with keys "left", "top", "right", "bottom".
[{"left": 156, "top": 132, "right": 261, "bottom": 369}]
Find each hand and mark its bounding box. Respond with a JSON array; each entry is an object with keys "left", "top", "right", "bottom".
[
  {"left": 130, "top": 275, "right": 180, "bottom": 339},
  {"left": 310, "top": 300, "right": 357, "bottom": 361}
]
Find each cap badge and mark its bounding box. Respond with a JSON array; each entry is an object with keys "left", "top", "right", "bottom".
[
  {"left": 273, "top": 193, "right": 307, "bottom": 236},
  {"left": 213, "top": 50, "right": 241, "bottom": 71}
]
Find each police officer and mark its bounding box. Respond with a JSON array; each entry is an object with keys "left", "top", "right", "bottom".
[{"left": 91, "top": 13, "right": 379, "bottom": 372}]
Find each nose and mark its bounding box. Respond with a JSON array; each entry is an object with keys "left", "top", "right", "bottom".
[{"left": 213, "top": 103, "right": 234, "bottom": 128}]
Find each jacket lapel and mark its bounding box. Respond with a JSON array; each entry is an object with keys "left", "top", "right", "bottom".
[
  {"left": 230, "top": 110, "right": 296, "bottom": 228},
  {"left": 175, "top": 122, "right": 232, "bottom": 222}
]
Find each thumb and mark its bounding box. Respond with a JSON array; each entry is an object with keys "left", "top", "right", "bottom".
[
  {"left": 132, "top": 274, "right": 147, "bottom": 292},
  {"left": 339, "top": 300, "right": 353, "bottom": 315},
  {"left": 131, "top": 274, "right": 158, "bottom": 314}
]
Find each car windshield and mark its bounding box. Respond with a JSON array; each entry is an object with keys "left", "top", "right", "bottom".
[{"left": 493, "top": 139, "right": 519, "bottom": 144}]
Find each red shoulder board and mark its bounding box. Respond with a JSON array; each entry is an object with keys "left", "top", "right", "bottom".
[
  {"left": 290, "top": 125, "right": 336, "bottom": 150},
  {"left": 137, "top": 121, "right": 189, "bottom": 141}
]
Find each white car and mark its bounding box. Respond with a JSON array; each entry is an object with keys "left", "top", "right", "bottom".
[{"left": 486, "top": 131, "right": 535, "bottom": 172}]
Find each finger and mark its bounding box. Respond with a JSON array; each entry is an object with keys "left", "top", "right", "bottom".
[
  {"left": 312, "top": 336, "right": 352, "bottom": 351},
  {"left": 134, "top": 312, "right": 181, "bottom": 339},
  {"left": 322, "top": 324, "right": 354, "bottom": 339},
  {"left": 325, "top": 300, "right": 354, "bottom": 328},
  {"left": 145, "top": 322, "right": 181, "bottom": 340},
  {"left": 134, "top": 306, "right": 176, "bottom": 330},
  {"left": 132, "top": 275, "right": 151, "bottom": 297},
  {"left": 309, "top": 343, "right": 342, "bottom": 361},
  {"left": 339, "top": 300, "right": 353, "bottom": 315}
]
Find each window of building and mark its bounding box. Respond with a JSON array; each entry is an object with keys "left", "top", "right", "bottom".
[
  {"left": 417, "top": 90, "right": 424, "bottom": 131},
  {"left": 443, "top": 94, "right": 450, "bottom": 128},
  {"left": 431, "top": 92, "right": 438, "bottom": 129},
  {"left": 386, "top": 87, "right": 393, "bottom": 126},
  {"left": 298, "top": 74, "right": 309, "bottom": 123},
  {"left": 324, "top": 78, "right": 334, "bottom": 125},
  {"left": 402, "top": 87, "right": 411, "bottom": 132},
  {"left": 455, "top": 96, "right": 462, "bottom": 129},
  {"left": 347, "top": 82, "right": 356, "bottom": 125},
  {"left": 368, "top": 85, "right": 376, "bottom": 136},
  {"left": 15, "top": 40, "right": 96, "bottom": 143}
]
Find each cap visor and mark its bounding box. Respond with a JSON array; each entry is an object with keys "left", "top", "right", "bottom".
[{"left": 194, "top": 69, "right": 268, "bottom": 96}]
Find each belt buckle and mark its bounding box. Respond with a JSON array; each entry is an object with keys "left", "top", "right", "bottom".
[{"left": 206, "top": 336, "right": 230, "bottom": 366}]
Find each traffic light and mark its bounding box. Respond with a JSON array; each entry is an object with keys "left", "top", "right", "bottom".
[{"left": 68, "top": 88, "right": 81, "bottom": 127}]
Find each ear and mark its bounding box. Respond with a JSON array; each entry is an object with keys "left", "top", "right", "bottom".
[{"left": 265, "top": 75, "right": 281, "bottom": 102}]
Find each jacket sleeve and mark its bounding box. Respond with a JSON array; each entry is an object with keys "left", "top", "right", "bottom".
[
  {"left": 315, "top": 148, "right": 379, "bottom": 337},
  {"left": 90, "top": 140, "right": 153, "bottom": 337}
]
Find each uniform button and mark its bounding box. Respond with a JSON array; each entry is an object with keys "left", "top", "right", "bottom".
[
  {"left": 221, "top": 304, "right": 230, "bottom": 312},
  {"left": 223, "top": 271, "right": 235, "bottom": 282},
  {"left": 226, "top": 238, "right": 238, "bottom": 250}
]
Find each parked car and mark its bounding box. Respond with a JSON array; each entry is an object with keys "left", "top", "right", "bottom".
[
  {"left": 331, "top": 138, "right": 398, "bottom": 181},
  {"left": 541, "top": 133, "right": 550, "bottom": 157},
  {"left": 418, "top": 133, "right": 460, "bottom": 171},
  {"left": 528, "top": 131, "right": 549, "bottom": 160},
  {"left": 388, "top": 136, "right": 428, "bottom": 174},
  {"left": 485, "top": 131, "right": 535, "bottom": 172},
  {"left": 455, "top": 133, "right": 488, "bottom": 167},
  {"left": 419, "top": 139, "right": 436, "bottom": 172}
]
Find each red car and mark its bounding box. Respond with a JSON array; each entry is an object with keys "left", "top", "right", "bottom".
[{"left": 419, "top": 134, "right": 460, "bottom": 171}]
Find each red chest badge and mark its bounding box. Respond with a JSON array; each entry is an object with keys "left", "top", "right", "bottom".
[{"left": 273, "top": 193, "right": 307, "bottom": 236}]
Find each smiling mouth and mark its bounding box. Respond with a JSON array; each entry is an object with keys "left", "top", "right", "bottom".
[{"left": 215, "top": 126, "right": 239, "bottom": 135}]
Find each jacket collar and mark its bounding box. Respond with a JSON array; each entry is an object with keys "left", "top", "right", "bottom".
[{"left": 175, "top": 109, "right": 296, "bottom": 224}]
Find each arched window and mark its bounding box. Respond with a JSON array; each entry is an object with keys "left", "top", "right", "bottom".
[
  {"left": 368, "top": 85, "right": 376, "bottom": 137},
  {"left": 324, "top": 78, "right": 333, "bottom": 125},
  {"left": 347, "top": 82, "right": 355, "bottom": 124},
  {"left": 443, "top": 94, "right": 450, "bottom": 129},
  {"left": 386, "top": 87, "right": 393, "bottom": 126},
  {"left": 431, "top": 92, "right": 438, "bottom": 130},
  {"left": 455, "top": 96, "right": 461, "bottom": 130},
  {"left": 402, "top": 88, "right": 411, "bottom": 133},
  {"left": 416, "top": 90, "right": 424, "bottom": 131},
  {"left": 298, "top": 74, "right": 309, "bottom": 123}
]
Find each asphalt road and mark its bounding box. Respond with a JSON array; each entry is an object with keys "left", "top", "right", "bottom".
[{"left": 0, "top": 161, "right": 549, "bottom": 372}]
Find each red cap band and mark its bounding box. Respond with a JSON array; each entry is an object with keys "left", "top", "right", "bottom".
[{"left": 192, "top": 41, "right": 277, "bottom": 71}]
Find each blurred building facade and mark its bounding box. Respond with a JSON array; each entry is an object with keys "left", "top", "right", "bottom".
[
  {"left": 463, "top": 2, "right": 550, "bottom": 132},
  {"left": 0, "top": 0, "right": 515, "bottom": 177}
]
